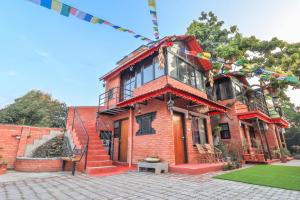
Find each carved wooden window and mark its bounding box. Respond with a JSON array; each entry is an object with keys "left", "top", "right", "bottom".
[
  {"left": 136, "top": 112, "right": 156, "bottom": 135},
  {"left": 220, "top": 123, "right": 231, "bottom": 139}
]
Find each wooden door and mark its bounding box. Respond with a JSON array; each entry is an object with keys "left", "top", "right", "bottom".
[
  {"left": 173, "top": 113, "right": 186, "bottom": 164},
  {"left": 119, "top": 119, "right": 128, "bottom": 162}
]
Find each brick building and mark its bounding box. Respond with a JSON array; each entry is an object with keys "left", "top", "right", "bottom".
[
  {"left": 65, "top": 35, "right": 289, "bottom": 175},
  {"left": 212, "top": 73, "right": 289, "bottom": 163}
]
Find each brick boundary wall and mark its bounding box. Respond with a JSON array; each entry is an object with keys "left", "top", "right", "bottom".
[
  {"left": 15, "top": 157, "right": 62, "bottom": 172},
  {"left": 0, "top": 124, "right": 63, "bottom": 169}
]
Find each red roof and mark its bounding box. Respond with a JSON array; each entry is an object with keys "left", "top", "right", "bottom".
[{"left": 100, "top": 35, "right": 213, "bottom": 81}]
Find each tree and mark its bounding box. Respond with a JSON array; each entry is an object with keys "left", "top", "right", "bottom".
[
  {"left": 0, "top": 90, "right": 67, "bottom": 128},
  {"left": 186, "top": 12, "right": 300, "bottom": 91}
]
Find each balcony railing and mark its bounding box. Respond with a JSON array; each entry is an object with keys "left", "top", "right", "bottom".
[
  {"left": 247, "top": 90, "right": 269, "bottom": 116},
  {"left": 98, "top": 87, "right": 133, "bottom": 112}
]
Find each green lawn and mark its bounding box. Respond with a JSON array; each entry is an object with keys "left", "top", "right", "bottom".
[{"left": 215, "top": 165, "right": 300, "bottom": 191}]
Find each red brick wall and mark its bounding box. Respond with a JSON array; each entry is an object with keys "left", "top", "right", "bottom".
[
  {"left": 15, "top": 158, "right": 62, "bottom": 172},
  {"left": 0, "top": 124, "right": 62, "bottom": 168}
]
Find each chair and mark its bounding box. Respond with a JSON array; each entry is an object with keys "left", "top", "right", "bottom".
[
  {"left": 62, "top": 146, "right": 82, "bottom": 176},
  {"left": 196, "top": 144, "right": 214, "bottom": 163}
]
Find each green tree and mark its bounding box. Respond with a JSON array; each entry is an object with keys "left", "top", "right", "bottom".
[
  {"left": 186, "top": 11, "right": 300, "bottom": 90},
  {"left": 0, "top": 90, "right": 67, "bottom": 128}
]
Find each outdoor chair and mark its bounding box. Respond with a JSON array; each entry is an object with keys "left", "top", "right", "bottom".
[
  {"left": 203, "top": 144, "right": 223, "bottom": 162},
  {"left": 61, "top": 146, "right": 82, "bottom": 176},
  {"left": 196, "top": 144, "right": 215, "bottom": 163}
]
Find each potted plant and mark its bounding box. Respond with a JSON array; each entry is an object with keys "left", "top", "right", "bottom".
[{"left": 0, "top": 156, "right": 7, "bottom": 175}]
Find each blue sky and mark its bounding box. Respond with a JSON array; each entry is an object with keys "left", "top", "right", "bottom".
[{"left": 0, "top": 0, "right": 299, "bottom": 107}]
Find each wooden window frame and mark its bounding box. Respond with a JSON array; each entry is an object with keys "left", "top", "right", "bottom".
[
  {"left": 219, "top": 123, "right": 231, "bottom": 139},
  {"left": 136, "top": 112, "right": 156, "bottom": 136}
]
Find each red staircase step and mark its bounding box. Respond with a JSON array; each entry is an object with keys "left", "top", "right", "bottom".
[
  {"left": 86, "top": 166, "right": 118, "bottom": 175},
  {"left": 88, "top": 149, "right": 107, "bottom": 155},
  {"left": 88, "top": 155, "right": 110, "bottom": 161},
  {"left": 87, "top": 160, "right": 113, "bottom": 167}
]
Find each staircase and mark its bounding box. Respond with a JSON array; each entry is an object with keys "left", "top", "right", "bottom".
[
  {"left": 85, "top": 126, "right": 117, "bottom": 175},
  {"left": 67, "top": 106, "right": 117, "bottom": 176}
]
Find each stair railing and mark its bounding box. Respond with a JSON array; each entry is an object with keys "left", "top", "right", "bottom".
[
  {"left": 96, "top": 115, "right": 114, "bottom": 159},
  {"left": 71, "top": 107, "right": 89, "bottom": 170}
]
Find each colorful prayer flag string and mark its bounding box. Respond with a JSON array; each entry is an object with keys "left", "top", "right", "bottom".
[
  {"left": 27, "top": 0, "right": 153, "bottom": 43},
  {"left": 148, "top": 0, "right": 160, "bottom": 40}
]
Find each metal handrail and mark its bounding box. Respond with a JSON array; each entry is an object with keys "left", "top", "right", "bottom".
[
  {"left": 98, "top": 87, "right": 133, "bottom": 112},
  {"left": 71, "top": 107, "right": 89, "bottom": 170}
]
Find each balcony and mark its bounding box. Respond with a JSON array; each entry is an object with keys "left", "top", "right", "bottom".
[
  {"left": 98, "top": 87, "right": 133, "bottom": 115},
  {"left": 247, "top": 90, "right": 269, "bottom": 116}
]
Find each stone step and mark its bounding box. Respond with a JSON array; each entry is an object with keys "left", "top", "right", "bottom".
[
  {"left": 86, "top": 166, "right": 117, "bottom": 175},
  {"left": 86, "top": 160, "right": 113, "bottom": 167}
]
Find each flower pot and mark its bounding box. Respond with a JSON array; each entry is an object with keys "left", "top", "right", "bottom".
[
  {"left": 281, "top": 156, "right": 287, "bottom": 163},
  {"left": 0, "top": 164, "right": 7, "bottom": 175}
]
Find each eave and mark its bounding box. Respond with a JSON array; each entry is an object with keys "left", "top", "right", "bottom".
[{"left": 117, "top": 85, "right": 228, "bottom": 113}]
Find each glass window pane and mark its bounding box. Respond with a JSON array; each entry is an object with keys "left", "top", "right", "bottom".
[
  {"left": 143, "top": 58, "right": 154, "bottom": 84},
  {"left": 198, "top": 119, "right": 207, "bottom": 144},
  {"left": 167, "top": 52, "right": 177, "bottom": 78},
  {"left": 195, "top": 70, "right": 204, "bottom": 90},
  {"left": 187, "top": 64, "right": 196, "bottom": 87},
  {"left": 178, "top": 59, "right": 188, "bottom": 84},
  {"left": 136, "top": 66, "right": 142, "bottom": 88},
  {"left": 154, "top": 57, "right": 165, "bottom": 79}
]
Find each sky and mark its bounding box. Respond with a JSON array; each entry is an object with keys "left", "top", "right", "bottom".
[{"left": 0, "top": 0, "right": 299, "bottom": 108}]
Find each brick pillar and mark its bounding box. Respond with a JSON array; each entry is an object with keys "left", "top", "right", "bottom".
[{"left": 128, "top": 107, "right": 134, "bottom": 167}]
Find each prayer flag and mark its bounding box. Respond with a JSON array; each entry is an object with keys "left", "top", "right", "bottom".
[
  {"left": 51, "top": 0, "right": 61, "bottom": 12},
  {"left": 40, "top": 0, "right": 52, "bottom": 9},
  {"left": 70, "top": 7, "right": 77, "bottom": 15},
  {"left": 91, "top": 16, "right": 100, "bottom": 24},
  {"left": 60, "top": 4, "right": 70, "bottom": 17}
]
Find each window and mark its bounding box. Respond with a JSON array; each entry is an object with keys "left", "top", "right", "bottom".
[
  {"left": 107, "top": 89, "right": 113, "bottom": 100},
  {"left": 216, "top": 78, "right": 234, "bottom": 100},
  {"left": 195, "top": 70, "right": 204, "bottom": 90},
  {"left": 114, "top": 121, "right": 120, "bottom": 138},
  {"left": 143, "top": 58, "right": 154, "bottom": 84},
  {"left": 135, "top": 66, "right": 142, "bottom": 88},
  {"left": 154, "top": 57, "right": 165, "bottom": 79},
  {"left": 220, "top": 123, "right": 231, "bottom": 139},
  {"left": 192, "top": 117, "right": 208, "bottom": 145},
  {"left": 167, "top": 50, "right": 206, "bottom": 92},
  {"left": 168, "top": 52, "right": 177, "bottom": 78},
  {"left": 136, "top": 112, "right": 156, "bottom": 135}
]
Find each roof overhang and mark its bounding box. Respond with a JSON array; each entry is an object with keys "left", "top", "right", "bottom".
[
  {"left": 238, "top": 111, "right": 290, "bottom": 128},
  {"left": 117, "top": 85, "right": 228, "bottom": 113},
  {"left": 100, "top": 35, "right": 213, "bottom": 81},
  {"left": 271, "top": 117, "right": 289, "bottom": 128},
  {"left": 238, "top": 111, "right": 272, "bottom": 123}
]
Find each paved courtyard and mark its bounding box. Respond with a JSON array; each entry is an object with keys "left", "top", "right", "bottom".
[{"left": 0, "top": 168, "right": 299, "bottom": 200}]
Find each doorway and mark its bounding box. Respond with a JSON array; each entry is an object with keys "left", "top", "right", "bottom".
[
  {"left": 119, "top": 119, "right": 129, "bottom": 162},
  {"left": 172, "top": 112, "right": 187, "bottom": 164}
]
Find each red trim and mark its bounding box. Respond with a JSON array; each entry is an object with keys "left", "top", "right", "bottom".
[
  {"left": 271, "top": 118, "right": 289, "bottom": 128},
  {"left": 100, "top": 35, "right": 213, "bottom": 80},
  {"left": 117, "top": 85, "right": 227, "bottom": 112},
  {"left": 207, "top": 110, "right": 224, "bottom": 116},
  {"left": 238, "top": 111, "right": 272, "bottom": 123}
]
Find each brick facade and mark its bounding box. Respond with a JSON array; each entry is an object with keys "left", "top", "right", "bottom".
[{"left": 0, "top": 124, "right": 62, "bottom": 169}]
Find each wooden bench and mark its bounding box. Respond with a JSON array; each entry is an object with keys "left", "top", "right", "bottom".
[{"left": 137, "top": 162, "right": 168, "bottom": 174}]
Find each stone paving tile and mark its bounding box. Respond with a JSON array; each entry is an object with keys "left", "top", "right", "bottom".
[{"left": 0, "top": 170, "right": 299, "bottom": 200}]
